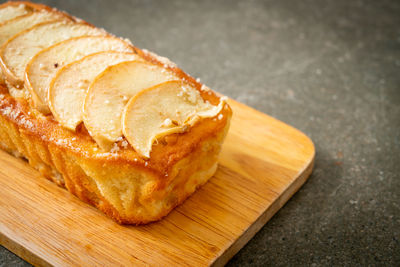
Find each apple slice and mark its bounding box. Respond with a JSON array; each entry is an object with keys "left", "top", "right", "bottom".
[
  {"left": 25, "top": 36, "right": 134, "bottom": 113},
  {"left": 0, "top": 20, "right": 107, "bottom": 87},
  {"left": 49, "top": 51, "right": 139, "bottom": 130},
  {"left": 83, "top": 60, "right": 176, "bottom": 149},
  {"left": 0, "top": 2, "right": 32, "bottom": 24},
  {"left": 0, "top": 11, "right": 69, "bottom": 46},
  {"left": 122, "top": 81, "right": 225, "bottom": 158},
  {"left": 0, "top": 11, "right": 70, "bottom": 85}
]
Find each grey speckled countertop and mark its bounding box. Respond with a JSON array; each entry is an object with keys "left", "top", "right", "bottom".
[{"left": 1, "top": 0, "right": 399, "bottom": 266}]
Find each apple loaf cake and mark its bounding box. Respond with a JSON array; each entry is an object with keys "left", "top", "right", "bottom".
[{"left": 0, "top": 1, "right": 231, "bottom": 224}]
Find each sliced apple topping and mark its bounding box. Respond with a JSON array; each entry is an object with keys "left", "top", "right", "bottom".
[
  {"left": 0, "top": 11, "right": 70, "bottom": 85},
  {"left": 83, "top": 60, "right": 176, "bottom": 150},
  {"left": 0, "top": 20, "right": 107, "bottom": 87},
  {"left": 122, "top": 81, "right": 225, "bottom": 158},
  {"left": 25, "top": 36, "right": 134, "bottom": 113},
  {"left": 49, "top": 51, "right": 138, "bottom": 130},
  {"left": 0, "top": 11, "right": 69, "bottom": 46}
]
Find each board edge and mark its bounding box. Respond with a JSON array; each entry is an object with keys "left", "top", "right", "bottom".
[
  {"left": 0, "top": 229, "right": 52, "bottom": 267},
  {"left": 210, "top": 131, "right": 315, "bottom": 267}
]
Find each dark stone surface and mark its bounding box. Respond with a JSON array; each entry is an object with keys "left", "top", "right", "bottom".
[{"left": 1, "top": 0, "right": 399, "bottom": 266}]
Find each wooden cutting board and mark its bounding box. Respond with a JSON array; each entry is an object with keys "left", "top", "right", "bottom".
[{"left": 0, "top": 99, "right": 314, "bottom": 266}]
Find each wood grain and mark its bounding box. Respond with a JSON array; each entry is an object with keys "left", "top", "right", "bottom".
[{"left": 0, "top": 99, "right": 314, "bottom": 266}]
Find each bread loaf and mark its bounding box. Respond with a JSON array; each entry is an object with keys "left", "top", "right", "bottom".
[{"left": 0, "top": 1, "right": 231, "bottom": 224}]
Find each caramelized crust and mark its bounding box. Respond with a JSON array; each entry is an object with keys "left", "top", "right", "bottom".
[{"left": 0, "top": 2, "right": 232, "bottom": 224}]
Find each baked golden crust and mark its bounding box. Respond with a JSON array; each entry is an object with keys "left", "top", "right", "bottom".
[{"left": 0, "top": 2, "right": 232, "bottom": 224}]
